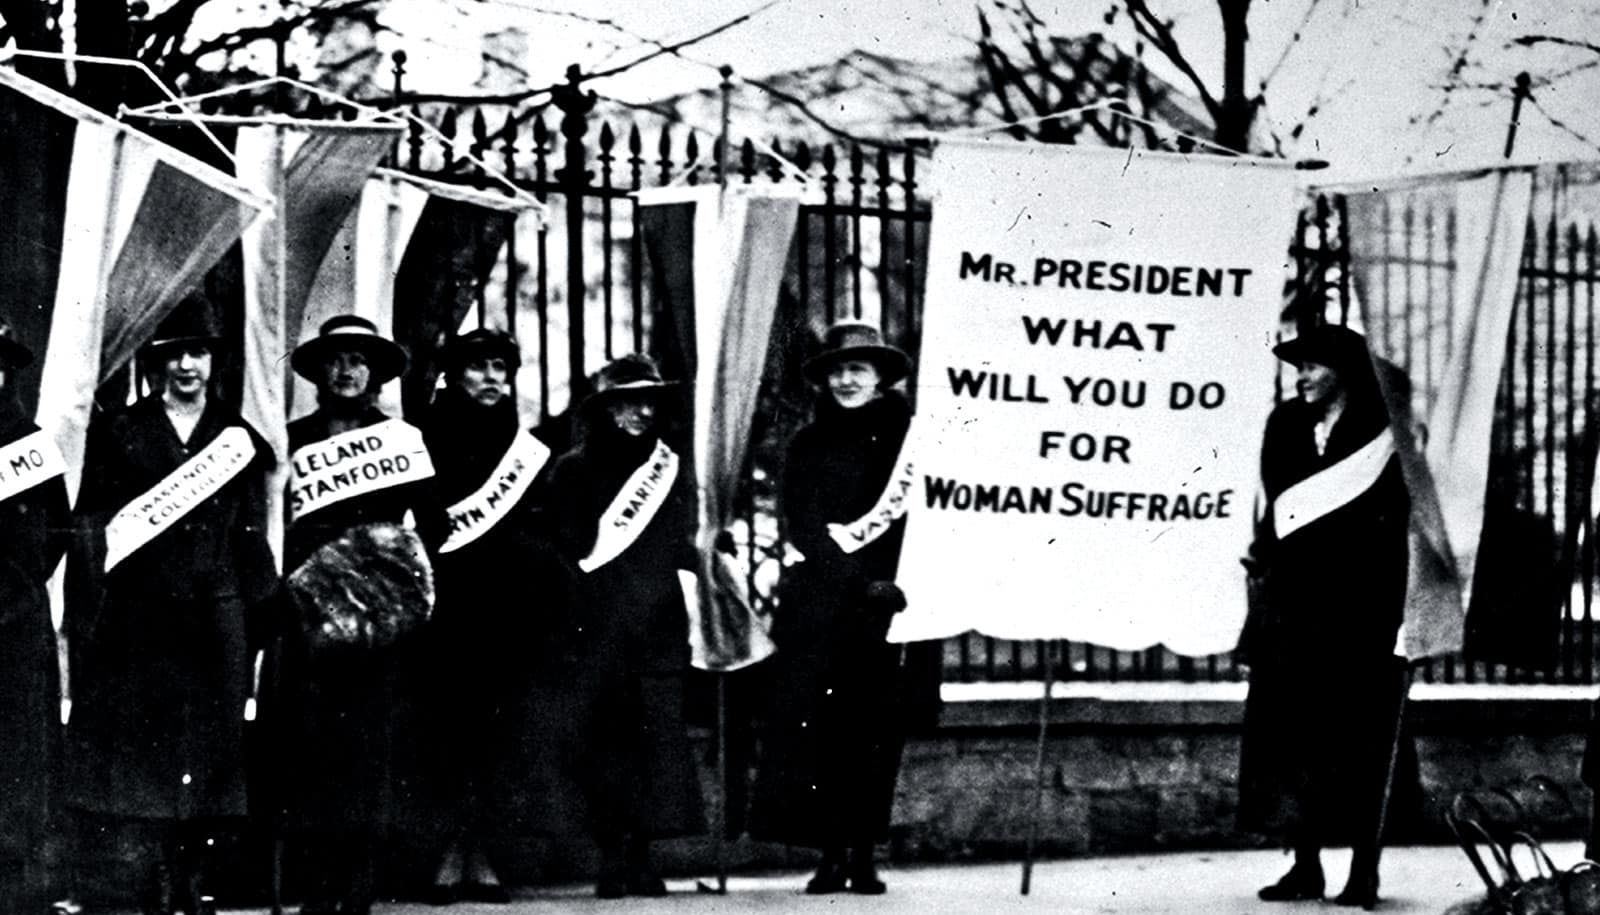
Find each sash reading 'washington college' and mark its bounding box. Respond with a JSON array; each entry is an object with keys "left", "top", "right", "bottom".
[
  {"left": 288, "top": 419, "right": 435, "bottom": 523},
  {"left": 104, "top": 426, "right": 256, "bottom": 571},
  {"left": 1272, "top": 427, "right": 1396, "bottom": 540},
  {"left": 829, "top": 437, "right": 916, "bottom": 555},
  {"left": 579, "top": 439, "right": 678, "bottom": 573},
  {"left": 0, "top": 428, "right": 67, "bottom": 505},
  {"left": 439, "top": 430, "right": 552, "bottom": 554}
]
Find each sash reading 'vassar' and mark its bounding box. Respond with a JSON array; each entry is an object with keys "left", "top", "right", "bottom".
[
  {"left": 829, "top": 438, "right": 916, "bottom": 555},
  {"left": 439, "top": 430, "right": 551, "bottom": 555},
  {"left": 578, "top": 439, "right": 678, "bottom": 573},
  {"left": 0, "top": 428, "right": 66, "bottom": 505},
  {"left": 288, "top": 419, "right": 435, "bottom": 523},
  {"left": 1272, "top": 426, "right": 1397, "bottom": 540},
  {"left": 104, "top": 426, "right": 256, "bottom": 572}
]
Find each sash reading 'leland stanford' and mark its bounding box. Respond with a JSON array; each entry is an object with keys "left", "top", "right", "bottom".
[
  {"left": 0, "top": 428, "right": 67, "bottom": 505},
  {"left": 829, "top": 439, "right": 916, "bottom": 555},
  {"left": 1272, "top": 427, "right": 1397, "bottom": 540},
  {"left": 104, "top": 426, "right": 256, "bottom": 571},
  {"left": 439, "top": 430, "right": 552, "bottom": 555},
  {"left": 288, "top": 419, "right": 436, "bottom": 523},
  {"left": 578, "top": 439, "right": 678, "bottom": 573}
]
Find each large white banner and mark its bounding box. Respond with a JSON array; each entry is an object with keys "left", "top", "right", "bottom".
[{"left": 889, "top": 141, "right": 1302, "bottom": 656}]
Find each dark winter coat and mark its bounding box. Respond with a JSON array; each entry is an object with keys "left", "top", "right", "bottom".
[
  {"left": 750, "top": 391, "right": 913, "bottom": 849},
  {"left": 413, "top": 388, "right": 583, "bottom": 839},
  {"left": 1236, "top": 387, "right": 1417, "bottom": 846},
  {"left": 66, "top": 395, "right": 277, "bottom": 821},
  {"left": 260, "top": 405, "right": 447, "bottom": 836},
  {"left": 0, "top": 400, "right": 71, "bottom": 871},
  {"left": 539, "top": 417, "right": 705, "bottom": 839}
]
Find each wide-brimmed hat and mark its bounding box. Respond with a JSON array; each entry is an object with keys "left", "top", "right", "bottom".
[
  {"left": 579, "top": 353, "right": 678, "bottom": 414},
  {"left": 437, "top": 328, "right": 519, "bottom": 375},
  {"left": 0, "top": 319, "right": 34, "bottom": 370},
  {"left": 291, "top": 315, "right": 408, "bottom": 385},
  {"left": 143, "top": 291, "right": 223, "bottom": 355},
  {"left": 1271, "top": 323, "right": 1372, "bottom": 375},
  {"left": 802, "top": 320, "right": 911, "bottom": 386}
]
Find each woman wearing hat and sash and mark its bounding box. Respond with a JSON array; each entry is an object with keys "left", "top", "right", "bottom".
[
  {"left": 1237, "top": 322, "right": 1412, "bottom": 910},
  {"left": 750, "top": 321, "right": 914, "bottom": 895},
  {"left": 0, "top": 320, "right": 71, "bottom": 914},
  {"left": 539, "top": 353, "right": 705, "bottom": 898},
  {"left": 415, "top": 328, "right": 569, "bottom": 904},
  {"left": 265, "top": 315, "right": 446, "bottom": 915},
  {"left": 67, "top": 293, "right": 278, "bottom": 915}
]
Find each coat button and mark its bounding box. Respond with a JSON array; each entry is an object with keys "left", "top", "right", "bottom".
[{"left": 181, "top": 773, "right": 192, "bottom": 785}]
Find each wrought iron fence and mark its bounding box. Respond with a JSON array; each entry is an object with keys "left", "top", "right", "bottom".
[{"left": 390, "top": 82, "right": 1600, "bottom": 685}]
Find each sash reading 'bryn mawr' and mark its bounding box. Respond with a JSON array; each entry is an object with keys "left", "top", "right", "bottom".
[
  {"left": 439, "top": 430, "right": 552, "bottom": 555},
  {"left": 578, "top": 439, "right": 678, "bottom": 573},
  {"left": 829, "top": 440, "right": 916, "bottom": 555},
  {"left": 288, "top": 419, "right": 435, "bottom": 523},
  {"left": 1272, "top": 426, "right": 1396, "bottom": 540},
  {"left": 0, "top": 428, "right": 66, "bottom": 505},
  {"left": 105, "top": 426, "right": 256, "bottom": 572}
]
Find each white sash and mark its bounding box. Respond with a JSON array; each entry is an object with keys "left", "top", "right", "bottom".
[
  {"left": 439, "top": 430, "right": 551, "bottom": 555},
  {"left": 578, "top": 440, "right": 678, "bottom": 573},
  {"left": 1272, "top": 427, "right": 1396, "bottom": 540},
  {"left": 288, "top": 419, "right": 435, "bottom": 523},
  {"left": 104, "top": 426, "right": 256, "bottom": 571},
  {"left": 829, "top": 435, "right": 916, "bottom": 555},
  {"left": 0, "top": 428, "right": 66, "bottom": 504}
]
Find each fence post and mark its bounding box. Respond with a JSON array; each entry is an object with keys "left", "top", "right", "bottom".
[{"left": 553, "top": 64, "right": 596, "bottom": 398}]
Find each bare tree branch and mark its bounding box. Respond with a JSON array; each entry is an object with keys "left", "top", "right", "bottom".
[{"left": 1122, "top": 0, "right": 1222, "bottom": 121}]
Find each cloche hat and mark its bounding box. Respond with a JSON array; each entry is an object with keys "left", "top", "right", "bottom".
[
  {"left": 291, "top": 315, "right": 408, "bottom": 385},
  {"left": 802, "top": 320, "right": 911, "bottom": 387}
]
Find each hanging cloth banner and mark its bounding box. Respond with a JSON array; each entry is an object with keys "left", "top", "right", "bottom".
[
  {"left": 578, "top": 439, "right": 679, "bottom": 574},
  {"left": 830, "top": 434, "right": 919, "bottom": 554},
  {"left": 0, "top": 428, "right": 67, "bottom": 504},
  {"left": 104, "top": 426, "right": 256, "bottom": 571},
  {"left": 287, "top": 419, "right": 434, "bottom": 523},
  {"left": 439, "top": 430, "right": 551, "bottom": 554},
  {"left": 889, "top": 139, "right": 1302, "bottom": 655},
  {"left": 1273, "top": 427, "right": 1396, "bottom": 539}
]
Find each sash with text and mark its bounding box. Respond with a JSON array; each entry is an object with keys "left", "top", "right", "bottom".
[
  {"left": 288, "top": 419, "right": 435, "bottom": 523},
  {"left": 105, "top": 426, "right": 255, "bottom": 571},
  {"left": 829, "top": 435, "right": 917, "bottom": 554},
  {"left": 0, "top": 428, "right": 67, "bottom": 505},
  {"left": 579, "top": 439, "right": 678, "bottom": 573},
  {"left": 439, "top": 430, "right": 551, "bottom": 554}
]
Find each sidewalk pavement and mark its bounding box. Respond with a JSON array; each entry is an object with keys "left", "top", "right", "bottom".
[{"left": 197, "top": 841, "right": 1576, "bottom": 915}]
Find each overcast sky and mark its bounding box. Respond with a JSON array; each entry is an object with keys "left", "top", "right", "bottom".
[{"left": 367, "top": 0, "right": 1599, "bottom": 181}]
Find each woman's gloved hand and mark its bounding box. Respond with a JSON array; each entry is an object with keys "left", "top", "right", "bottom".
[{"left": 863, "top": 579, "right": 907, "bottom": 615}]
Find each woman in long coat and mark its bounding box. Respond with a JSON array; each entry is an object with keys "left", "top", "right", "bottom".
[
  {"left": 1236, "top": 323, "right": 1412, "bottom": 910},
  {"left": 415, "top": 328, "right": 576, "bottom": 903},
  {"left": 750, "top": 321, "right": 914, "bottom": 896},
  {"left": 0, "top": 321, "right": 72, "bottom": 914},
  {"left": 67, "top": 297, "right": 278, "bottom": 915},
  {"left": 261, "top": 315, "right": 447, "bottom": 915},
  {"left": 539, "top": 353, "right": 704, "bottom": 899}
]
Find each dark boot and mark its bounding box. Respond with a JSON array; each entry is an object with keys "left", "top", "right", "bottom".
[
  {"left": 847, "top": 845, "right": 886, "bottom": 895},
  {"left": 1334, "top": 846, "right": 1380, "bottom": 910},
  {"left": 140, "top": 857, "right": 176, "bottom": 915},
  {"left": 595, "top": 836, "right": 628, "bottom": 899},
  {"left": 340, "top": 842, "right": 375, "bottom": 915},
  {"left": 1258, "top": 847, "right": 1324, "bottom": 902},
  {"left": 805, "top": 848, "right": 848, "bottom": 895},
  {"left": 624, "top": 836, "right": 666, "bottom": 897}
]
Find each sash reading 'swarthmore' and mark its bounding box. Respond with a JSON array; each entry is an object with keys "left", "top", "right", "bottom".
[
  {"left": 829, "top": 438, "right": 916, "bottom": 555},
  {"left": 579, "top": 439, "right": 678, "bottom": 573},
  {"left": 104, "top": 426, "right": 256, "bottom": 571},
  {"left": 0, "top": 428, "right": 67, "bottom": 505},
  {"left": 288, "top": 419, "right": 435, "bottom": 523},
  {"left": 1272, "top": 427, "right": 1396, "bottom": 540},
  {"left": 439, "top": 430, "right": 551, "bottom": 554}
]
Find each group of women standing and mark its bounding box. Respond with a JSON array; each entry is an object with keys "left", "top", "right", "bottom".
[{"left": 0, "top": 298, "right": 923, "bottom": 914}]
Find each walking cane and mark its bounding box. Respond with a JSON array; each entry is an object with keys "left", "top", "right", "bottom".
[
  {"left": 1020, "top": 642, "right": 1056, "bottom": 895},
  {"left": 1367, "top": 659, "right": 1413, "bottom": 883}
]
